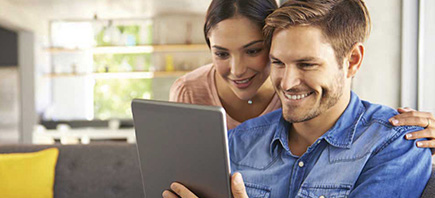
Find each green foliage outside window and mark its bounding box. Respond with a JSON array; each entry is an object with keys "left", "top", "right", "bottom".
[
  {"left": 94, "top": 78, "right": 152, "bottom": 120},
  {"left": 93, "top": 53, "right": 151, "bottom": 73}
]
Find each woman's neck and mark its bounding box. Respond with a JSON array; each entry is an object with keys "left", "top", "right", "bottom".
[{"left": 215, "top": 72, "right": 275, "bottom": 123}]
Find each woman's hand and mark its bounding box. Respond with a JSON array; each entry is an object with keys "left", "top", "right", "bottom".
[
  {"left": 162, "top": 172, "right": 249, "bottom": 198},
  {"left": 389, "top": 107, "right": 435, "bottom": 150}
]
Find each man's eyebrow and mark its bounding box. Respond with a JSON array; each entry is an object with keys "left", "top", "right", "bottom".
[
  {"left": 269, "top": 55, "right": 319, "bottom": 62},
  {"left": 243, "top": 40, "right": 263, "bottom": 48},
  {"left": 295, "top": 57, "right": 318, "bottom": 62},
  {"left": 269, "top": 55, "right": 279, "bottom": 60}
]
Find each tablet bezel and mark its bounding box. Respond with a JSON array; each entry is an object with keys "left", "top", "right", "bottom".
[{"left": 132, "top": 99, "right": 232, "bottom": 198}]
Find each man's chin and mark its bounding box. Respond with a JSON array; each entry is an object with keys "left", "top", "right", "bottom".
[{"left": 282, "top": 109, "right": 318, "bottom": 123}]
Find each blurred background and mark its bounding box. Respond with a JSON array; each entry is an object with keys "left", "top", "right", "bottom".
[{"left": 0, "top": 0, "right": 434, "bottom": 144}]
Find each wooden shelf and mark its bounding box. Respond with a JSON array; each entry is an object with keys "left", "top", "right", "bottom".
[
  {"left": 43, "top": 71, "right": 188, "bottom": 79},
  {"left": 45, "top": 44, "right": 209, "bottom": 54}
]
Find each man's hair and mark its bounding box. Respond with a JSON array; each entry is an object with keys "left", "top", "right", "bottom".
[
  {"left": 264, "top": 0, "right": 371, "bottom": 64},
  {"left": 204, "top": 0, "right": 278, "bottom": 48}
]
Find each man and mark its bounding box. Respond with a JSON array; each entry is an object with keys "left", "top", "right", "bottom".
[{"left": 163, "top": 0, "right": 432, "bottom": 197}]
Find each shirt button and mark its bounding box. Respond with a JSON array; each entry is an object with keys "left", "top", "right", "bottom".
[
  {"left": 319, "top": 196, "right": 326, "bottom": 198},
  {"left": 298, "top": 161, "right": 304, "bottom": 167}
]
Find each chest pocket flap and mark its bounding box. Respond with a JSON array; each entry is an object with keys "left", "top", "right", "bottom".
[
  {"left": 244, "top": 182, "right": 271, "bottom": 198},
  {"left": 297, "top": 183, "right": 352, "bottom": 198}
]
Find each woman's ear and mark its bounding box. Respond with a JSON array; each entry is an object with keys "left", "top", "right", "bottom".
[{"left": 346, "top": 43, "right": 364, "bottom": 78}]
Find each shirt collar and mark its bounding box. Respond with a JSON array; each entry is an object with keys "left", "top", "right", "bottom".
[
  {"left": 322, "top": 91, "right": 365, "bottom": 149},
  {"left": 270, "top": 115, "right": 291, "bottom": 155},
  {"left": 269, "top": 91, "right": 365, "bottom": 154}
]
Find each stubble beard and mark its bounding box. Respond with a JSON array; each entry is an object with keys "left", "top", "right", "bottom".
[{"left": 282, "top": 72, "right": 345, "bottom": 123}]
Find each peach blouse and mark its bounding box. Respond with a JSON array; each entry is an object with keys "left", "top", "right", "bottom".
[{"left": 169, "top": 64, "right": 281, "bottom": 129}]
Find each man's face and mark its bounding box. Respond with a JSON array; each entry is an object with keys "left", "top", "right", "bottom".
[{"left": 269, "top": 26, "right": 347, "bottom": 123}]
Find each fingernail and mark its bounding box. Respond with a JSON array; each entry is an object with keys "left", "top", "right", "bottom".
[
  {"left": 234, "top": 173, "right": 243, "bottom": 184},
  {"left": 417, "top": 142, "right": 423, "bottom": 147},
  {"left": 406, "top": 134, "right": 412, "bottom": 139},
  {"left": 391, "top": 119, "right": 399, "bottom": 125},
  {"left": 170, "top": 183, "right": 177, "bottom": 190}
]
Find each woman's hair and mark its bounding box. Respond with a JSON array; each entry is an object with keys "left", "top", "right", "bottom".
[{"left": 204, "top": 0, "right": 278, "bottom": 47}]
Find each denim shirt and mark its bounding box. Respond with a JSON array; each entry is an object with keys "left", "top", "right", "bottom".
[{"left": 228, "top": 92, "right": 432, "bottom": 198}]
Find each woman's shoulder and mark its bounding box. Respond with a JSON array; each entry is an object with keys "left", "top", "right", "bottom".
[
  {"left": 172, "top": 64, "right": 213, "bottom": 88},
  {"left": 169, "top": 63, "right": 216, "bottom": 103},
  {"left": 181, "top": 63, "right": 214, "bottom": 82}
]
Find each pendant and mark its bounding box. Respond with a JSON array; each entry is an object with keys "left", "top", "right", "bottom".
[{"left": 248, "top": 100, "right": 253, "bottom": 104}]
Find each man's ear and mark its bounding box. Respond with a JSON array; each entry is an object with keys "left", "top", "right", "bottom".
[{"left": 346, "top": 43, "right": 364, "bottom": 78}]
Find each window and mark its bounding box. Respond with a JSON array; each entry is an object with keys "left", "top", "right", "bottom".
[{"left": 401, "top": 0, "right": 435, "bottom": 113}]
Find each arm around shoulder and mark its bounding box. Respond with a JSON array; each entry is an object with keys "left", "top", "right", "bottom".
[{"left": 350, "top": 127, "right": 432, "bottom": 198}]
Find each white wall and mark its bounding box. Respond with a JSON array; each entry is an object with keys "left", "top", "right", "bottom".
[
  {"left": 0, "top": 0, "right": 47, "bottom": 143},
  {"left": 352, "top": 0, "right": 402, "bottom": 108},
  {"left": 0, "top": 0, "right": 46, "bottom": 34},
  {"left": 0, "top": 67, "right": 20, "bottom": 143},
  {"left": 421, "top": 0, "right": 435, "bottom": 113}
]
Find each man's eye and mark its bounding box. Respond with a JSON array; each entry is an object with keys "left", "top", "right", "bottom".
[
  {"left": 299, "top": 63, "right": 316, "bottom": 67},
  {"left": 271, "top": 60, "right": 284, "bottom": 65},
  {"left": 214, "top": 52, "right": 229, "bottom": 58},
  {"left": 246, "top": 48, "right": 262, "bottom": 55}
]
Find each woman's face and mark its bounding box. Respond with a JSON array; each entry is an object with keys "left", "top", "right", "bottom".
[{"left": 208, "top": 16, "right": 270, "bottom": 100}]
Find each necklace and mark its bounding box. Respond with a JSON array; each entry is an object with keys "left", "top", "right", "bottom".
[{"left": 248, "top": 99, "right": 253, "bottom": 104}]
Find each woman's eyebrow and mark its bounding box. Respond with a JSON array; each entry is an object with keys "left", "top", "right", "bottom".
[
  {"left": 243, "top": 40, "right": 263, "bottom": 48},
  {"left": 211, "top": 45, "right": 228, "bottom": 51}
]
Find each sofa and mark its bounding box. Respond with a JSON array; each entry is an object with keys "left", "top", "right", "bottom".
[
  {"left": 0, "top": 143, "right": 144, "bottom": 198},
  {"left": 1, "top": 143, "right": 434, "bottom": 198}
]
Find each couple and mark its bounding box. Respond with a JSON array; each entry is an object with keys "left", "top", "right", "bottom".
[{"left": 166, "top": 0, "right": 434, "bottom": 197}]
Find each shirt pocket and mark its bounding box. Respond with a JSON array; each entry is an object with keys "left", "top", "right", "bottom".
[
  {"left": 244, "top": 182, "right": 271, "bottom": 198},
  {"left": 297, "top": 183, "right": 352, "bottom": 198}
]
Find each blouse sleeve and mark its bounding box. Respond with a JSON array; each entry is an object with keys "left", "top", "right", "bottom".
[{"left": 169, "top": 77, "right": 192, "bottom": 103}]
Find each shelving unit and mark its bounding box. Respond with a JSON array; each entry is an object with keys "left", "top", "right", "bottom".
[
  {"left": 43, "top": 71, "right": 189, "bottom": 79},
  {"left": 45, "top": 44, "right": 209, "bottom": 54},
  {"left": 41, "top": 17, "right": 211, "bottom": 123}
]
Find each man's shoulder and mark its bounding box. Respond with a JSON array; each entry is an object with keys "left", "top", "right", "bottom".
[
  {"left": 360, "top": 100, "right": 422, "bottom": 134},
  {"left": 355, "top": 100, "right": 423, "bottom": 153},
  {"left": 327, "top": 100, "right": 428, "bottom": 179}
]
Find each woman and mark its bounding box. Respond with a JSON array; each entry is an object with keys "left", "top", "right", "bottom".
[
  {"left": 170, "top": 0, "right": 279, "bottom": 130},
  {"left": 169, "top": 0, "right": 435, "bottom": 145}
]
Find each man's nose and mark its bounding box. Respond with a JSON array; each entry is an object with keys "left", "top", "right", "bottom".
[{"left": 281, "top": 66, "right": 302, "bottom": 91}]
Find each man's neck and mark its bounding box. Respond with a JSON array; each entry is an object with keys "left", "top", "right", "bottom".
[{"left": 288, "top": 92, "right": 351, "bottom": 156}]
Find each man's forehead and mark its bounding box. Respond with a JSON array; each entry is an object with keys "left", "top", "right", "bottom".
[{"left": 269, "top": 26, "right": 334, "bottom": 60}]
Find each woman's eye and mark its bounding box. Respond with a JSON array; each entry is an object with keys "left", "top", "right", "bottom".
[
  {"left": 214, "top": 52, "right": 229, "bottom": 58},
  {"left": 246, "top": 48, "right": 262, "bottom": 55}
]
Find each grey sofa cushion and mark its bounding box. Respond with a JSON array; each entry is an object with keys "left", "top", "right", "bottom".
[
  {"left": 421, "top": 164, "right": 435, "bottom": 198},
  {"left": 0, "top": 143, "right": 144, "bottom": 198}
]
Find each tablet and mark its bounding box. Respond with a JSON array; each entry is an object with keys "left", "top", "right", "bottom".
[{"left": 131, "top": 99, "right": 232, "bottom": 198}]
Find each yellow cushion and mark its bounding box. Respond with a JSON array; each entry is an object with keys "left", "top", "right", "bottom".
[{"left": 0, "top": 148, "right": 59, "bottom": 198}]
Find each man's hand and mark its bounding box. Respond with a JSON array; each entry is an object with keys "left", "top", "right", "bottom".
[{"left": 162, "top": 172, "right": 249, "bottom": 198}]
